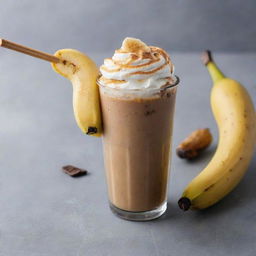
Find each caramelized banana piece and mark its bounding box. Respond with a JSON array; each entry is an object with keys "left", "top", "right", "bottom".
[{"left": 176, "top": 128, "right": 212, "bottom": 159}]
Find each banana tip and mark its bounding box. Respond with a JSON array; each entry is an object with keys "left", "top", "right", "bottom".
[
  {"left": 178, "top": 197, "right": 191, "bottom": 211},
  {"left": 201, "top": 50, "right": 212, "bottom": 66},
  {"left": 86, "top": 126, "right": 98, "bottom": 135}
]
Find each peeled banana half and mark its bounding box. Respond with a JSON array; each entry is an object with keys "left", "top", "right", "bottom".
[{"left": 52, "top": 49, "right": 102, "bottom": 137}]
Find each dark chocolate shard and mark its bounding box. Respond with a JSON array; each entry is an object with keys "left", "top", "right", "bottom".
[{"left": 62, "top": 165, "right": 88, "bottom": 177}]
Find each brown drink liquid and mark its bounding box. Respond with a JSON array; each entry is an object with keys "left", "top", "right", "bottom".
[{"left": 99, "top": 85, "right": 177, "bottom": 212}]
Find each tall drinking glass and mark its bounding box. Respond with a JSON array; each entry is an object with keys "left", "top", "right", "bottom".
[{"left": 98, "top": 76, "right": 179, "bottom": 221}]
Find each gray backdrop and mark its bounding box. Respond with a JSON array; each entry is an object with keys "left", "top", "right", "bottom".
[
  {"left": 1, "top": 0, "right": 256, "bottom": 53},
  {"left": 1, "top": 1, "right": 256, "bottom": 256}
]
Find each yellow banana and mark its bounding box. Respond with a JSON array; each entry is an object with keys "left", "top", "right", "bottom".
[
  {"left": 52, "top": 49, "right": 102, "bottom": 137},
  {"left": 178, "top": 50, "right": 256, "bottom": 210}
]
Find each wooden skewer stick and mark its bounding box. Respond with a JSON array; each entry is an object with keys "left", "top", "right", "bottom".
[{"left": 0, "top": 38, "right": 60, "bottom": 63}]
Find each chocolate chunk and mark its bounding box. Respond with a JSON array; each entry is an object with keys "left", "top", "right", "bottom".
[
  {"left": 145, "top": 109, "right": 156, "bottom": 116},
  {"left": 62, "top": 165, "right": 88, "bottom": 177}
]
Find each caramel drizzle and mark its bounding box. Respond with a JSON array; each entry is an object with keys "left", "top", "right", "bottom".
[
  {"left": 99, "top": 76, "right": 126, "bottom": 85},
  {"left": 101, "top": 46, "right": 174, "bottom": 75},
  {"left": 101, "top": 54, "right": 160, "bottom": 72},
  {"left": 151, "top": 46, "right": 174, "bottom": 74},
  {"left": 100, "top": 75, "right": 175, "bottom": 86}
]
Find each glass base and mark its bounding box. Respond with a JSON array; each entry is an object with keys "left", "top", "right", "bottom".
[{"left": 109, "top": 202, "right": 167, "bottom": 221}]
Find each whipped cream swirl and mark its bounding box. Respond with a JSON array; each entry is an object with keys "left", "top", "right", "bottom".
[{"left": 99, "top": 38, "right": 175, "bottom": 89}]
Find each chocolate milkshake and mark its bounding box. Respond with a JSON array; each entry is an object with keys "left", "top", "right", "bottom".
[{"left": 98, "top": 38, "right": 179, "bottom": 220}]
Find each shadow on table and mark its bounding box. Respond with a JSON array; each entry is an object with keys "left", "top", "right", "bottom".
[{"left": 182, "top": 145, "right": 216, "bottom": 164}]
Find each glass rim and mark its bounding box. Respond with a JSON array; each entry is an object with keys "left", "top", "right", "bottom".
[{"left": 97, "top": 75, "right": 180, "bottom": 93}]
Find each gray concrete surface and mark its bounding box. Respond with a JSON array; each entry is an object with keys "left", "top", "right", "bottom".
[
  {"left": 0, "top": 50, "right": 255, "bottom": 256},
  {"left": 1, "top": 0, "right": 256, "bottom": 52}
]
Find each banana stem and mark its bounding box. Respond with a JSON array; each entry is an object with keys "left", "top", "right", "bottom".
[{"left": 201, "top": 50, "right": 225, "bottom": 84}]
